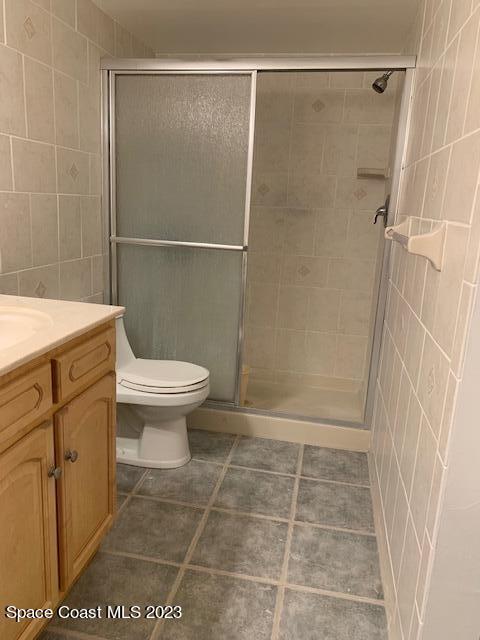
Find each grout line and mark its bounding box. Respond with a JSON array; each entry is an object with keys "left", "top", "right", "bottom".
[
  {"left": 286, "top": 582, "right": 384, "bottom": 606},
  {"left": 270, "top": 443, "right": 304, "bottom": 640},
  {"left": 148, "top": 435, "right": 241, "bottom": 640}
]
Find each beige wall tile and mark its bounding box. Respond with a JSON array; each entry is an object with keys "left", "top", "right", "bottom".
[
  {"left": 465, "top": 19, "right": 480, "bottom": 134},
  {"left": 334, "top": 334, "right": 367, "bottom": 379},
  {"left": 91, "top": 254, "right": 106, "bottom": 296},
  {"left": 245, "top": 325, "right": 275, "bottom": 369},
  {"left": 80, "top": 195, "right": 102, "bottom": 256},
  {"left": 344, "top": 89, "right": 395, "bottom": 125},
  {"left": 0, "top": 134, "right": 13, "bottom": 190},
  {"left": 305, "top": 331, "right": 337, "bottom": 375},
  {"left": 338, "top": 290, "right": 372, "bottom": 336},
  {"left": 114, "top": 21, "right": 132, "bottom": 57},
  {"left": 247, "top": 282, "right": 278, "bottom": 327},
  {"left": 89, "top": 153, "right": 102, "bottom": 196},
  {"left": 52, "top": 18, "right": 88, "bottom": 84},
  {"left": 247, "top": 253, "right": 282, "bottom": 284},
  {"left": 251, "top": 171, "right": 288, "bottom": 206},
  {"left": 76, "top": 0, "right": 97, "bottom": 42},
  {"left": 281, "top": 255, "right": 328, "bottom": 287},
  {"left": 287, "top": 173, "right": 336, "bottom": 209},
  {"left": 254, "top": 123, "right": 291, "bottom": 172},
  {"left": 293, "top": 88, "right": 344, "bottom": 123},
  {"left": 410, "top": 416, "right": 437, "bottom": 538},
  {"left": 52, "top": 0, "right": 75, "bottom": 27},
  {"left": 248, "top": 207, "right": 285, "bottom": 252},
  {"left": 12, "top": 139, "right": 55, "bottom": 193},
  {"left": 58, "top": 194, "right": 81, "bottom": 260},
  {"left": 18, "top": 264, "right": 59, "bottom": 298},
  {"left": 0, "top": 273, "right": 19, "bottom": 295},
  {"left": 442, "top": 131, "right": 480, "bottom": 223},
  {"left": 5, "top": 0, "right": 51, "bottom": 65},
  {"left": 274, "top": 328, "right": 305, "bottom": 371},
  {"left": 284, "top": 209, "right": 316, "bottom": 254},
  {"left": 357, "top": 125, "right": 392, "bottom": 171},
  {"left": 56, "top": 147, "right": 89, "bottom": 194},
  {"left": 432, "top": 38, "right": 459, "bottom": 152},
  {"left": 397, "top": 515, "right": 421, "bottom": 637},
  {"left": 25, "top": 58, "right": 54, "bottom": 143},
  {"left": 289, "top": 123, "right": 325, "bottom": 174},
  {"left": 59, "top": 257, "right": 91, "bottom": 300},
  {"left": 346, "top": 211, "right": 382, "bottom": 260},
  {"left": 400, "top": 390, "right": 422, "bottom": 497},
  {"left": 314, "top": 209, "right": 349, "bottom": 257},
  {"left": 431, "top": 224, "right": 469, "bottom": 355},
  {"left": 447, "top": 0, "right": 473, "bottom": 42},
  {"left": 306, "top": 288, "right": 341, "bottom": 332},
  {"left": 335, "top": 177, "right": 385, "bottom": 210},
  {"left": 322, "top": 124, "right": 357, "bottom": 176},
  {"left": 54, "top": 71, "right": 79, "bottom": 148},
  {"left": 97, "top": 10, "right": 115, "bottom": 54},
  {"left": 278, "top": 285, "right": 309, "bottom": 330},
  {"left": 327, "top": 258, "right": 375, "bottom": 292},
  {"left": 418, "top": 332, "right": 449, "bottom": 437},
  {"left": 31, "top": 194, "right": 58, "bottom": 266},
  {"left": 0, "top": 0, "right": 4, "bottom": 44},
  {"left": 0, "top": 45, "right": 26, "bottom": 136},
  {"left": 0, "top": 193, "right": 31, "bottom": 272},
  {"left": 445, "top": 11, "right": 480, "bottom": 144},
  {"left": 423, "top": 146, "right": 450, "bottom": 220},
  {"left": 255, "top": 72, "right": 294, "bottom": 123},
  {"left": 329, "top": 71, "right": 363, "bottom": 89}
]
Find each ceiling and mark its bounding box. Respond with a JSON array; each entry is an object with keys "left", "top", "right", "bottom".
[{"left": 94, "top": 0, "right": 419, "bottom": 55}]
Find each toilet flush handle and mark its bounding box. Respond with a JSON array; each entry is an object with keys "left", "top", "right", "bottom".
[{"left": 65, "top": 449, "right": 79, "bottom": 463}]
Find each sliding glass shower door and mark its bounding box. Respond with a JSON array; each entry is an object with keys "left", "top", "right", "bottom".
[{"left": 112, "top": 73, "right": 255, "bottom": 402}]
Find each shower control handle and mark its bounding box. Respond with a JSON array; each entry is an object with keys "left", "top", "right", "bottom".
[
  {"left": 373, "top": 195, "right": 390, "bottom": 228},
  {"left": 65, "top": 449, "right": 79, "bottom": 463}
]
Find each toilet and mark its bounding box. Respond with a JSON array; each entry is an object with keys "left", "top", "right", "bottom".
[{"left": 115, "top": 316, "right": 210, "bottom": 468}]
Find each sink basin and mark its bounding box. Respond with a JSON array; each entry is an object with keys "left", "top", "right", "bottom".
[{"left": 0, "top": 306, "right": 53, "bottom": 350}]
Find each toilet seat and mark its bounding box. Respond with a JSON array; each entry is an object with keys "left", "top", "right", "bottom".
[{"left": 118, "top": 358, "right": 209, "bottom": 395}]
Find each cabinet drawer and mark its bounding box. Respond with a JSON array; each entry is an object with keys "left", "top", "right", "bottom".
[
  {"left": 52, "top": 327, "right": 115, "bottom": 401},
  {"left": 0, "top": 363, "right": 53, "bottom": 451}
]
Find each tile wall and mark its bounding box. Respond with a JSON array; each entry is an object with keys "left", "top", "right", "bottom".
[
  {"left": 370, "top": 0, "right": 480, "bottom": 638},
  {"left": 245, "top": 71, "right": 396, "bottom": 392},
  {"left": 0, "top": 0, "right": 153, "bottom": 302}
]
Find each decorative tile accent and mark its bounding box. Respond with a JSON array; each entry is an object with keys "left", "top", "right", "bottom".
[
  {"left": 35, "top": 281, "right": 47, "bottom": 297},
  {"left": 68, "top": 162, "right": 79, "bottom": 180},
  {"left": 312, "top": 99, "right": 326, "bottom": 112},
  {"left": 23, "top": 17, "right": 36, "bottom": 39}
]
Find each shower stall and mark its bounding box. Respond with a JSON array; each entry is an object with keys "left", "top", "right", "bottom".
[{"left": 102, "top": 56, "right": 415, "bottom": 429}]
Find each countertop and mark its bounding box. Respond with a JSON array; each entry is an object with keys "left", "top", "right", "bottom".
[{"left": 0, "top": 295, "right": 125, "bottom": 377}]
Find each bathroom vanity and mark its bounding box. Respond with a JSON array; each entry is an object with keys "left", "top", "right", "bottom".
[{"left": 0, "top": 296, "right": 124, "bottom": 640}]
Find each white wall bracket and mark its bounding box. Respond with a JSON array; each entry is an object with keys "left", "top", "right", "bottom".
[{"left": 385, "top": 218, "right": 447, "bottom": 271}]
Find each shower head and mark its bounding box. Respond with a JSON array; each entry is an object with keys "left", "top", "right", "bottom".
[{"left": 372, "top": 70, "right": 394, "bottom": 94}]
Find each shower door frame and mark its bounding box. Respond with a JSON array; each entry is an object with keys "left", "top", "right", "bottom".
[{"left": 102, "top": 54, "right": 416, "bottom": 429}]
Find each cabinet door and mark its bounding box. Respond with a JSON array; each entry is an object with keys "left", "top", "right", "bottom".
[
  {"left": 0, "top": 422, "right": 58, "bottom": 640},
  {"left": 55, "top": 374, "right": 116, "bottom": 591}
]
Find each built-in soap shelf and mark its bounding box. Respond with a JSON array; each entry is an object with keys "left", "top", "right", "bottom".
[{"left": 384, "top": 217, "right": 447, "bottom": 271}]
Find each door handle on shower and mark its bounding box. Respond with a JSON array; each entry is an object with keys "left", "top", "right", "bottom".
[{"left": 373, "top": 195, "right": 390, "bottom": 228}]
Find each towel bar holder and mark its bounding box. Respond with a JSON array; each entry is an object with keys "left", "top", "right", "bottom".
[{"left": 385, "top": 218, "right": 447, "bottom": 271}]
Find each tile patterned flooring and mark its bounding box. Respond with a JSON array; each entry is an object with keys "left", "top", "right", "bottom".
[{"left": 41, "top": 430, "right": 387, "bottom": 640}]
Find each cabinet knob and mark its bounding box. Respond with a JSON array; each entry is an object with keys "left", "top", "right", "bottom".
[
  {"left": 48, "top": 466, "right": 62, "bottom": 480},
  {"left": 65, "top": 449, "right": 79, "bottom": 463}
]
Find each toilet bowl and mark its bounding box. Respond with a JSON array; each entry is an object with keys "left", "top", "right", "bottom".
[{"left": 115, "top": 316, "right": 210, "bottom": 468}]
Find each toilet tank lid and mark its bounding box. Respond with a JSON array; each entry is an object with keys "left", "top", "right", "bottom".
[{"left": 118, "top": 358, "right": 209, "bottom": 389}]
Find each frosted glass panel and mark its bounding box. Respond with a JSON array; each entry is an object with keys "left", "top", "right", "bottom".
[
  {"left": 117, "top": 244, "right": 243, "bottom": 402},
  {"left": 115, "top": 74, "right": 251, "bottom": 244}
]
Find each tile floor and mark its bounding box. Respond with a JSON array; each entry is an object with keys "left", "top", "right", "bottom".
[
  {"left": 41, "top": 430, "right": 386, "bottom": 640},
  {"left": 244, "top": 380, "right": 365, "bottom": 423}
]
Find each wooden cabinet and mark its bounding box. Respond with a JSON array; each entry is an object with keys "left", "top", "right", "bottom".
[
  {"left": 0, "top": 321, "right": 117, "bottom": 640},
  {"left": 55, "top": 374, "right": 116, "bottom": 590},
  {"left": 0, "top": 422, "right": 58, "bottom": 640}
]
